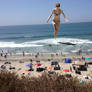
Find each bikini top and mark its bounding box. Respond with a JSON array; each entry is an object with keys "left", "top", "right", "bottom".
[{"left": 53, "top": 8, "right": 61, "bottom": 16}]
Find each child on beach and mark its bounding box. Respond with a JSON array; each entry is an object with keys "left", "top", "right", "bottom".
[{"left": 47, "top": 3, "right": 70, "bottom": 39}]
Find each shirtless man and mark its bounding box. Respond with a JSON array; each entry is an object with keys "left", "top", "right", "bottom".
[{"left": 47, "top": 3, "right": 69, "bottom": 39}]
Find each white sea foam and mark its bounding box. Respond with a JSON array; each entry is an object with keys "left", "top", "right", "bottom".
[
  {"left": 30, "top": 38, "right": 92, "bottom": 45},
  {"left": 0, "top": 37, "right": 92, "bottom": 48},
  {"left": 0, "top": 42, "right": 43, "bottom": 48}
]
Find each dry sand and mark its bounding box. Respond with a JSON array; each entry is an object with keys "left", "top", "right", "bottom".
[{"left": 0, "top": 53, "right": 92, "bottom": 81}]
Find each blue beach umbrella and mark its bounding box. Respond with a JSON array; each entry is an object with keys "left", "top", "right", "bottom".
[
  {"left": 85, "top": 57, "right": 91, "bottom": 61},
  {"left": 26, "top": 63, "right": 32, "bottom": 67},
  {"left": 64, "top": 58, "right": 72, "bottom": 63}
]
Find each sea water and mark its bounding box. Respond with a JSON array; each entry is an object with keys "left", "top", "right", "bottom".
[{"left": 0, "top": 22, "right": 92, "bottom": 54}]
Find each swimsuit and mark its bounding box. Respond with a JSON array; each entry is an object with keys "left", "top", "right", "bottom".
[
  {"left": 52, "top": 9, "right": 61, "bottom": 24},
  {"left": 52, "top": 19, "right": 60, "bottom": 24},
  {"left": 53, "top": 9, "right": 61, "bottom": 16}
]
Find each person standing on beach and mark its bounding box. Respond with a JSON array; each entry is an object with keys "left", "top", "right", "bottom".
[{"left": 46, "top": 3, "right": 70, "bottom": 39}]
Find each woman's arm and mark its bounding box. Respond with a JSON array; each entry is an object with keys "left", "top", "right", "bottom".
[
  {"left": 60, "top": 10, "right": 66, "bottom": 18},
  {"left": 46, "top": 14, "right": 53, "bottom": 23},
  {"left": 61, "top": 10, "right": 70, "bottom": 22},
  {"left": 46, "top": 10, "right": 54, "bottom": 23}
]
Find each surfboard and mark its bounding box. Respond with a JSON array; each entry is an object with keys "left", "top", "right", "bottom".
[{"left": 58, "top": 42, "right": 76, "bottom": 45}]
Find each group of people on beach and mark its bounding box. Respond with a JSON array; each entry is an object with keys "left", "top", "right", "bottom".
[{"left": 0, "top": 50, "right": 8, "bottom": 58}]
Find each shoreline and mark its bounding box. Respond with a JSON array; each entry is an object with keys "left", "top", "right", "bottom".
[{"left": 0, "top": 52, "right": 92, "bottom": 62}]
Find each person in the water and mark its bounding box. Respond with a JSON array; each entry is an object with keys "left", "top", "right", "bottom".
[{"left": 47, "top": 3, "right": 70, "bottom": 39}]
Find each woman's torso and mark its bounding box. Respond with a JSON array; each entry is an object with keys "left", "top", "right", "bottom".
[{"left": 53, "top": 8, "right": 61, "bottom": 21}]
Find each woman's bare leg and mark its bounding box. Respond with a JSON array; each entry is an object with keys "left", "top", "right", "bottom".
[
  {"left": 54, "top": 24, "right": 57, "bottom": 39},
  {"left": 52, "top": 21, "right": 60, "bottom": 39},
  {"left": 54, "top": 24, "right": 60, "bottom": 39}
]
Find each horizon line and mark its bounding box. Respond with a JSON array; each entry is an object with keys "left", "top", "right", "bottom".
[{"left": 0, "top": 21, "right": 92, "bottom": 27}]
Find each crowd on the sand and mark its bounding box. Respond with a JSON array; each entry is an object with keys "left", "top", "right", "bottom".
[
  {"left": 0, "top": 50, "right": 92, "bottom": 84},
  {"left": 0, "top": 48, "right": 87, "bottom": 58}
]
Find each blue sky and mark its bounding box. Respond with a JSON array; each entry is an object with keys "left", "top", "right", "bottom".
[{"left": 0, "top": 0, "right": 92, "bottom": 26}]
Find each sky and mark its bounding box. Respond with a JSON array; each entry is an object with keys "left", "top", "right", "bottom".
[{"left": 0, "top": 0, "right": 92, "bottom": 26}]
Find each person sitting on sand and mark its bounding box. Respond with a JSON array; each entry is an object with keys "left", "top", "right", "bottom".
[{"left": 46, "top": 3, "right": 70, "bottom": 39}]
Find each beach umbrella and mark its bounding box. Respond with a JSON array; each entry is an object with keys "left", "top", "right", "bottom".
[
  {"left": 64, "top": 58, "right": 72, "bottom": 63},
  {"left": 85, "top": 57, "right": 92, "bottom": 64},
  {"left": 85, "top": 57, "right": 91, "bottom": 61}
]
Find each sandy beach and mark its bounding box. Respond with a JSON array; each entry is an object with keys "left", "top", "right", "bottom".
[{"left": 0, "top": 52, "right": 92, "bottom": 82}]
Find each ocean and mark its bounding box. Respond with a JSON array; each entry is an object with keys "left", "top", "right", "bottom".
[{"left": 0, "top": 22, "right": 92, "bottom": 54}]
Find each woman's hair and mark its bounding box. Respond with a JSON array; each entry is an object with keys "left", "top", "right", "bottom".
[{"left": 56, "top": 3, "right": 60, "bottom": 7}]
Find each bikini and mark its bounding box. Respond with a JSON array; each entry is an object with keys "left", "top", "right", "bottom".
[{"left": 52, "top": 9, "right": 61, "bottom": 24}]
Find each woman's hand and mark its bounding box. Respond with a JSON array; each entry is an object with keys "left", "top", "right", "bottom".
[{"left": 65, "top": 18, "right": 70, "bottom": 22}]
